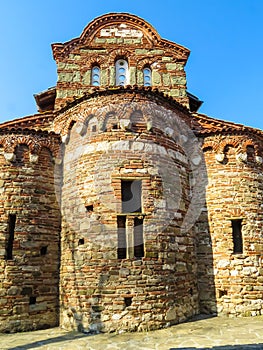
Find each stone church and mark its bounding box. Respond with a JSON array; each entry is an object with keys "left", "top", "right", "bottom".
[{"left": 1, "top": 13, "right": 263, "bottom": 333}]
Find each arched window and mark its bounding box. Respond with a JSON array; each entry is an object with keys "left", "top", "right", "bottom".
[
  {"left": 91, "top": 66, "right": 100, "bottom": 86},
  {"left": 143, "top": 67, "right": 152, "bottom": 86},
  {"left": 115, "top": 59, "right": 129, "bottom": 86}
]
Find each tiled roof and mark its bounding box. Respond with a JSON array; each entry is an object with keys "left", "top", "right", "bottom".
[
  {"left": 193, "top": 112, "right": 263, "bottom": 139},
  {"left": 0, "top": 112, "right": 55, "bottom": 131}
]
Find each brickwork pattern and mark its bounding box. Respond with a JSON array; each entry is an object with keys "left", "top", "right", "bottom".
[
  {"left": 0, "top": 132, "right": 61, "bottom": 332},
  {"left": 198, "top": 134, "right": 263, "bottom": 316},
  {"left": 58, "top": 96, "right": 199, "bottom": 332},
  {"left": 0, "top": 12, "right": 263, "bottom": 334}
]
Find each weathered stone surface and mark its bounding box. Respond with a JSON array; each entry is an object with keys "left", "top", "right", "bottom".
[{"left": 0, "top": 12, "right": 263, "bottom": 335}]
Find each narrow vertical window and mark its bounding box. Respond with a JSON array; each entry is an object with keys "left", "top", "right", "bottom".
[
  {"left": 231, "top": 219, "right": 243, "bottom": 254},
  {"left": 121, "top": 180, "right": 142, "bottom": 213},
  {"left": 117, "top": 216, "right": 127, "bottom": 259},
  {"left": 134, "top": 217, "right": 144, "bottom": 258},
  {"left": 91, "top": 66, "right": 100, "bottom": 86},
  {"left": 6, "top": 214, "right": 16, "bottom": 260},
  {"left": 143, "top": 67, "right": 152, "bottom": 86},
  {"left": 115, "top": 59, "right": 129, "bottom": 86}
]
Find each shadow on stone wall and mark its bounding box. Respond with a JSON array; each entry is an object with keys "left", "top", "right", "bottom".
[{"left": 195, "top": 205, "right": 217, "bottom": 315}]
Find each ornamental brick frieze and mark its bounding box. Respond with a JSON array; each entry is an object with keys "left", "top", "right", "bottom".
[
  {"left": 4, "top": 11, "right": 263, "bottom": 334},
  {"left": 53, "top": 94, "right": 193, "bottom": 151},
  {"left": 107, "top": 48, "right": 134, "bottom": 64},
  {"left": 0, "top": 131, "right": 61, "bottom": 163},
  {"left": 202, "top": 135, "right": 263, "bottom": 165}
]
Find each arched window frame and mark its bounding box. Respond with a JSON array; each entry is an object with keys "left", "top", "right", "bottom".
[
  {"left": 143, "top": 67, "right": 152, "bottom": 86},
  {"left": 91, "top": 65, "right": 101, "bottom": 86},
  {"left": 115, "top": 59, "right": 129, "bottom": 86}
]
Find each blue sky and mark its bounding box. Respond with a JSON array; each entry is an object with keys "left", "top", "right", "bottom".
[{"left": 0, "top": 0, "right": 262, "bottom": 129}]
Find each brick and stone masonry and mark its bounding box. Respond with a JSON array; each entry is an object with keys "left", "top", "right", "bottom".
[{"left": 0, "top": 13, "right": 263, "bottom": 333}]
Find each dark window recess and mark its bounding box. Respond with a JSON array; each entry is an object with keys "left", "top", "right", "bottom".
[
  {"left": 6, "top": 214, "right": 16, "bottom": 260},
  {"left": 85, "top": 204, "right": 94, "bottom": 212},
  {"left": 112, "top": 124, "right": 118, "bottom": 130},
  {"left": 78, "top": 238, "right": 85, "bottom": 245},
  {"left": 117, "top": 216, "right": 127, "bottom": 259},
  {"left": 121, "top": 180, "right": 142, "bottom": 213},
  {"left": 219, "top": 290, "right": 228, "bottom": 298},
  {"left": 232, "top": 219, "right": 243, "bottom": 254},
  {"left": 92, "top": 125, "right": 97, "bottom": 132},
  {"left": 124, "top": 297, "right": 133, "bottom": 307},
  {"left": 134, "top": 217, "right": 144, "bottom": 258},
  {"left": 40, "top": 246, "right": 48, "bottom": 256},
  {"left": 29, "top": 296, "right": 36, "bottom": 305}
]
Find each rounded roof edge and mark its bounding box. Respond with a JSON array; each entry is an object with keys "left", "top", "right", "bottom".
[{"left": 52, "top": 12, "right": 190, "bottom": 59}]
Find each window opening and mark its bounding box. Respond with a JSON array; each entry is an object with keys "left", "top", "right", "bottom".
[
  {"left": 143, "top": 67, "right": 152, "bottom": 86},
  {"left": 231, "top": 219, "right": 243, "bottom": 254},
  {"left": 85, "top": 204, "right": 94, "bottom": 212},
  {"left": 40, "top": 246, "right": 48, "bottom": 256},
  {"left": 29, "top": 296, "right": 37, "bottom": 305},
  {"left": 134, "top": 217, "right": 144, "bottom": 258},
  {"left": 124, "top": 297, "right": 133, "bottom": 307},
  {"left": 117, "top": 216, "right": 127, "bottom": 259},
  {"left": 121, "top": 180, "right": 142, "bottom": 213},
  {"left": 78, "top": 238, "right": 85, "bottom": 245},
  {"left": 6, "top": 214, "right": 16, "bottom": 260},
  {"left": 91, "top": 66, "right": 100, "bottom": 86},
  {"left": 219, "top": 290, "right": 228, "bottom": 298},
  {"left": 115, "top": 59, "right": 129, "bottom": 86}
]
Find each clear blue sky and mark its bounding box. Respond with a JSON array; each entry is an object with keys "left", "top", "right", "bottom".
[{"left": 0, "top": 0, "right": 262, "bottom": 129}]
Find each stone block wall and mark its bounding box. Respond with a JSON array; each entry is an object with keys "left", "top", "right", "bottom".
[
  {"left": 57, "top": 95, "right": 199, "bottom": 332},
  {"left": 0, "top": 131, "right": 61, "bottom": 332},
  {"left": 52, "top": 14, "right": 189, "bottom": 111},
  {"left": 2, "top": 11, "right": 263, "bottom": 335},
  {"left": 199, "top": 134, "right": 263, "bottom": 317}
]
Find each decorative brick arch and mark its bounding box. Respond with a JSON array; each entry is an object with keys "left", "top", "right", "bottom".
[
  {"left": 84, "top": 55, "right": 106, "bottom": 70},
  {"left": 39, "top": 139, "right": 60, "bottom": 158},
  {"left": 108, "top": 48, "right": 134, "bottom": 66},
  {"left": 217, "top": 138, "right": 239, "bottom": 154},
  {"left": 136, "top": 57, "right": 158, "bottom": 70},
  {"left": 240, "top": 139, "right": 260, "bottom": 156},
  {"left": 202, "top": 141, "right": 216, "bottom": 152},
  {"left": 0, "top": 132, "right": 60, "bottom": 160}
]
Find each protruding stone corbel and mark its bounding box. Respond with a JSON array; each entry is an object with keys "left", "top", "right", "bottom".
[
  {"left": 255, "top": 155, "right": 263, "bottom": 164},
  {"left": 29, "top": 153, "right": 39, "bottom": 164},
  {"left": 120, "top": 119, "right": 132, "bottom": 130},
  {"left": 53, "top": 157, "right": 62, "bottom": 165},
  {"left": 146, "top": 121, "right": 153, "bottom": 131},
  {"left": 61, "top": 134, "right": 69, "bottom": 144},
  {"left": 98, "top": 121, "right": 106, "bottom": 132},
  {"left": 236, "top": 152, "right": 247, "bottom": 163},
  {"left": 164, "top": 127, "right": 174, "bottom": 138},
  {"left": 75, "top": 121, "right": 87, "bottom": 136},
  {"left": 215, "top": 153, "right": 225, "bottom": 163},
  {"left": 4, "top": 152, "right": 16, "bottom": 162}
]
